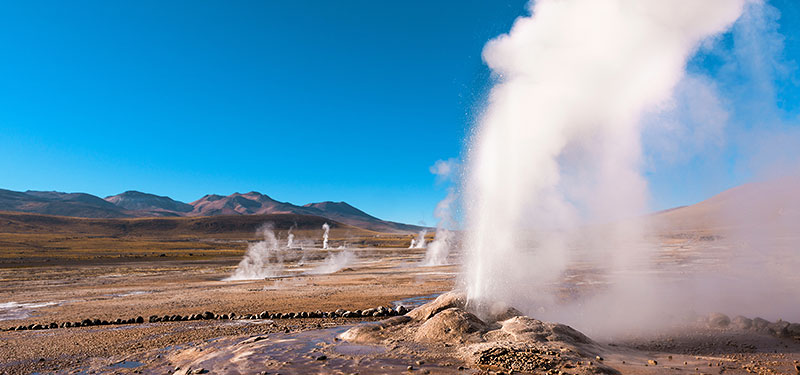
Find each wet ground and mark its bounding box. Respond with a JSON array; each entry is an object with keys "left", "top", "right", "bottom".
[
  {"left": 3, "top": 235, "right": 800, "bottom": 374},
  {"left": 0, "top": 247, "right": 457, "bottom": 374}
]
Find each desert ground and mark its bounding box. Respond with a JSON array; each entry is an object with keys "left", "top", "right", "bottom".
[{"left": 1, "top": 210, "right": 800, "bottom": 375}]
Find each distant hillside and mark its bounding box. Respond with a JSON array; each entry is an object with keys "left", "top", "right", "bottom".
[
  {"left": 0, "top": 211, "right": 363, "bottom": 237},
  {"left": 105, "top": 191, "right": 193, "bottom": 214},
  {"left": 0, "top": 189, "right": 130, "bottom": 218},
  {"left": 0, "top": 188, "right": 424, "bottom": 233},
  {"left": 189, "top": 192, "right": 303, "bottom": 217},
  {"left": 653, "top": 176, "right": 800, "bottom": 232},
  {"left": 303, "top": 201, "right": 424, "bottom": 233},
  {"left": 188, "top": 192, "right": 421, "bottom": 233}
]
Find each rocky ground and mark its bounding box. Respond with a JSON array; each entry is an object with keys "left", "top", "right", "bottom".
[
  {"left": 0, "top": 247, "right": 454, "bottom": 374},
  {"left": 2, "top": 244, "right": 800, "bottom": 374}
]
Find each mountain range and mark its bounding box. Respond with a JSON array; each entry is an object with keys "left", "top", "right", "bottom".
[{"left": 0, "top": 189, "right": 423, "bottom": 233}]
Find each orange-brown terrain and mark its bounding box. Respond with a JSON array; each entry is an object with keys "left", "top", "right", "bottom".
[{"left": 1, "top": 181, "right": 800, "bottom": 374}]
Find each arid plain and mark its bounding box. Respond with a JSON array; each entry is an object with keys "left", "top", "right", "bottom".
[{"left": 2, "top": 184, "right": 800, "bottom": 375}]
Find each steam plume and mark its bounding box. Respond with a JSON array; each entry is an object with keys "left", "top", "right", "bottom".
[
  {"left": 309, "top": 250, "right": 355, "bottom": 275},
  {"left": 225, "top": 224, "right": 283, "bottom": 281},
  {"left": 286, "top": 226, "right": 295, "bottom": 248},
  {"left": 424, "top": 159, "right": 460, "bottom": 266},
  {"left": 412, "top": 230, "right": 427, "bottom": 249},
  {"left": 321, "top": 222, "right": 330, "bottom": 250},
  {"left": 463, "top": 0, "right": 750, "bottom": 333},
  {"left": 423, "top": 189, "right": 457, "bottom": 266}
]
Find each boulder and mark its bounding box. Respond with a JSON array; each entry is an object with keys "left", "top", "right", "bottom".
[
  {"left": 752, "top": 317, "right": 770, "bottom": 331},
  {"left": 707, "top": 313, "right": 730, "bottom": 329},
  {"left": 787, "top": 323, "right": 800, "bottom": 337},
  {"left": 732, "top": 316, "right": 752, "bottom": 330},
  {"left": 767, "top": 320, "right": 790, "bottom": 337}
]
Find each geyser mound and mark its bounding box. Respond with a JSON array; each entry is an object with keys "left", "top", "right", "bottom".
[{"left": 341, "top": 292, "right": 618, "bottom": 374}]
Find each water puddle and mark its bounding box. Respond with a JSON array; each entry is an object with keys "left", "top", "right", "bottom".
[
  {"left": 166, "top": 323, "right": 463, "bottom": 374},
  {"left": 392, "top": 293, "right": 442, "bottom": 309},
  {"left": 0, "top": 301, "right": 59, "bottom": 321},
  {"left": 108, "top": 360, "right": 144, "bottom": 369}
]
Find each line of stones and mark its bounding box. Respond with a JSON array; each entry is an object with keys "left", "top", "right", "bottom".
[{"left": 3, "top": 305, "right": 409, "bottom": 332}]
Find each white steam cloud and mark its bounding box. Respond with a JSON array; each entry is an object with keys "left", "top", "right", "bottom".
[
  {"left": 463, "top": 0, "right": 752, "bottom": 335},
  {"left": 321, "top": 222, "right": 330, "bottom": 250},
  {"left": 225, "top": 224, "right": 283, "bottom": 281},
  {"left": 410, "top": 229, "right": 427, "bottom": 249},
  {"left": 310, "top": 250, "right": 355, "bottom": 275},
  {"left": 423, "top": 159, "right": 460, "bottom": 266},
  {"left": 423, "top": 188, "right": 457, "bottom": 266},
  {"left": 286, "top": 226, "right": 295, "bottom": 248}
]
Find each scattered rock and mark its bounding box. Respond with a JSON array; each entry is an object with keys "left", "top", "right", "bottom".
[
  {"left": 768, "top": 320, "right": 790, "bottom": 337},
  {"left": 732, "top": 315, "right": 752, "bottom": 330},
  {"left": 752, "top": 317, "right": 770, "bottom": 331},
  {"left": 707, "top": 313, "right": 730, "bottom": 328}
]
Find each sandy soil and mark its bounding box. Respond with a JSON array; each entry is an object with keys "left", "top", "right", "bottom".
[
  {"left": 0, "top": 247, "right": 454, "bottom": 374},
  {"left": 2, "top": 242, "right": 799, "bottom": 375}
]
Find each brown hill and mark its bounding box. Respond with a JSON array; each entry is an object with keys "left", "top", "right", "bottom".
[
  {"left": 653, "top": 176, "right": 800, "bottom": 232},
  {"left": 105, "top": 191, "right": 193, "bottom": 215},
  {"left": 0, "top": 210, "right": 365, "bottom": 238},
  {"left": 0, "top": 189, "right": 130, "bottom": 218},
  {"left": 303, "top": 201, "right": 423, "bottom": 233},
  {"left": 0, "top": 189, "right": 425, "bottom": 234}
]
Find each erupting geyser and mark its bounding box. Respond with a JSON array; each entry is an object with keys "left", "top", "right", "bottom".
[
  {"left": 462, "top": 0, "right": 764, "bottom": 334},
  {"left": 422, "top": 189, "right": 456, "bottom": 266},
  {"left": 321, "top": 222, "right": 330, "bottom": 250},
  {"left": 410, "top": 230, "right": 427, "bottom": 249},
  {"left": 286, "top": 226, "right": 295, "bottom": 248}
]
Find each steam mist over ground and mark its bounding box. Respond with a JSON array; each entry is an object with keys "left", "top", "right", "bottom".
[
  {"left": 225, "top": 224, "right": 283, "bottom": 281},
  {"left": 225, "top": 222, "right": 355, "bottom": 280},
  {"left": 461, "top": 0, "right": 800, "bottom": 337}
]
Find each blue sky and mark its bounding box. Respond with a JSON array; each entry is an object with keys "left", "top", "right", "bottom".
[{"left": 1, "top": 1, "right": 798, "bottom": 224}]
